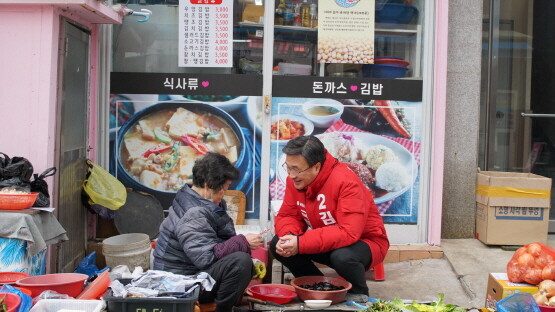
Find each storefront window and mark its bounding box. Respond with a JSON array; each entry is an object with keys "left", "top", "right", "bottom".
[
  {"left": 267, "top": 0, "right": 425, "bottom": 77},
  {"left": 109, "top": 0, "right": 431, "bottom": 233},
  {"left": 112, "top": 0, "right": 426, "bottom": 77},
  {"left": 112, "top": 0, "right": 266, "bottom": 74}
]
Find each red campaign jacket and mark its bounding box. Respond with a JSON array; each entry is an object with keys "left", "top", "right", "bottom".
[{"left": 275, "top": 150, "right": 389, "bottom": 267}]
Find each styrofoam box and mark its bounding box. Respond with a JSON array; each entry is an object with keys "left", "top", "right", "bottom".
[{"left": 30, "top": 299, "right": 105, "bottom": 312}]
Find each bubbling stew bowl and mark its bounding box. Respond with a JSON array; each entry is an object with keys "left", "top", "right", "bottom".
[{"left": 116, "top": 101, "right": 250, "bottom": 208}]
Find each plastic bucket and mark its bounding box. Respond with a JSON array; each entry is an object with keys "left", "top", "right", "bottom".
[
  {"left": 102, "top": 234, "right": 151, "bottom": 270},
  {"left": 103, "top": 233, "right": 150, "bottom": 252}
]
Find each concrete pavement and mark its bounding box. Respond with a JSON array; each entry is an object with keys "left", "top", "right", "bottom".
[{"left": 366, "top": 235, "right": 555, "bottom": 308}]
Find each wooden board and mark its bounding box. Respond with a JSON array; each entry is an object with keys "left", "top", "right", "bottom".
[{"left": 224, "top": 190, "right": 246, "bottom": 225}]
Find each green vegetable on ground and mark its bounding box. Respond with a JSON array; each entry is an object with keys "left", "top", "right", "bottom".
[
  {"left": 364, "top": 299, "right": 404, "bottom": 312},
  {"left": 363, "top": 294, "right": 466, "bottom": 312}
]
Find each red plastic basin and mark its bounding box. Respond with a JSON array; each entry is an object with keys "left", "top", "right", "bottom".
[
  {"left": 246, "top": 284, "right": 295, "bottom": 297},
  {"left": 248, "top": 284, "right": 297, "bottom": 305},
  {"left": 14, "top": 287, "right": 32, "bottom": 297},
  {"left": 15, "top": 273, "right": 88, "bottom": 298},
  {"left": 291, "top": 276, "right": 352, "bottom": 304},
  {"left": 0, "top": 193, "right": 38, "bottom": 210},
  {"left": 540, "top": 305, "right": 555, "bottom": 312},
  {"left": 0, "top": 292, "right": 22, "bottom": 312},
  {"left": 0, "top": 272, "right": 30, "bottom": 285}
]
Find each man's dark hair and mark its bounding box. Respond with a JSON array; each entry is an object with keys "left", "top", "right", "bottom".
[
  {"left": 282, "top": 135, "right": 326, "bottom": 167},
  {"left": 192, "top": 152, "right": 239, "bottom": 190}
]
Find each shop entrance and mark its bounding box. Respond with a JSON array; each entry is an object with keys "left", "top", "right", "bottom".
[
  {"left": 480, "top": 0, "right": 555, "bottom": 232},
  {"left": 108, "top": 0, "right": 432, "bottom": 244}
]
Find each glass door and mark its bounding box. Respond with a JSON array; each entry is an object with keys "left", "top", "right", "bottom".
[
  {"left": 481, "top": 0, "right": 555, "bottom": 232},
  {"left": 267, "top": 0, "right": 433, "bottom": 244}
]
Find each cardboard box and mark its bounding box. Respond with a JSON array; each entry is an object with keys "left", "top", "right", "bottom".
[
  {"left": 242, "top": 4, "right": 264, "bottom": 23},
  {"left": 485, "top": 273, "right": 538, "bottom": 309},
  {"left": 87, "top": 240, "right": 106, "bottom": 269},
  {"left": 475, "top": 171, "right": 551, "bottom": 245}
]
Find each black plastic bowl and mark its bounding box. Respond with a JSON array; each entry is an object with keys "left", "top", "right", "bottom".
[{"left": 116, "top": 101, "right": 248, "bottom": 208}]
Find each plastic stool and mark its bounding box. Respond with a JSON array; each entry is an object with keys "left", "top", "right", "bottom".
[{"left": 370, "top": 262, "right": 385, "bottom": 281}]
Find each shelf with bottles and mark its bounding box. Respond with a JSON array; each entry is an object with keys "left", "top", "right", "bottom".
[
  {"left": 238, "top": 22, "right": 317, "bottom": 32},
  {"left": 236, "top": 22, "right": 317, "bottom": 45},
  {"left": 376, "top": 23, "right": 420, "bottom": 35},
  {"left": 237, "top": 22, "right": 418, "bottom": 36}
]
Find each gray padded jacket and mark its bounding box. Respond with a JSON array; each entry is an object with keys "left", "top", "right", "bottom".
[{"left": 152, "top": 185, "right": 236, "bottom": 275}]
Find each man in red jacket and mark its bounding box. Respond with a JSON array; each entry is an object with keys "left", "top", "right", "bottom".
[{"left": 270, "top": 135, "right": 389, "bottom": 297}]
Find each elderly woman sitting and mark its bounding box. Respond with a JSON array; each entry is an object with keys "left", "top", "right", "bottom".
[{"left": 153, "top": 152, "right": 262, "bottom": 312}]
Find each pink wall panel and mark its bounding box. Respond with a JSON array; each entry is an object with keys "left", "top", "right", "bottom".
[
  {"left": 428, "top": 0, "right": 449, "bottom": 245},
  {"left": 0, "top": 3, "right": 110, "bottom": 190},
  {"left": 0, "top": 6, "right": 57, "bottom": 174}
]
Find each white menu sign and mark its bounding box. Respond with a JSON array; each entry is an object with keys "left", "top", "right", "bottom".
[{"left": 179, "top": 0, "right": 233, "bottom": 67}]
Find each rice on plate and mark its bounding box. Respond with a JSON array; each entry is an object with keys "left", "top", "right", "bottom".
[
  {"left": 317, "top": 132, "right": 415, "bottom": 204},
  {"left": 375, "top": 162, "right": 410, "bottom": 192}
]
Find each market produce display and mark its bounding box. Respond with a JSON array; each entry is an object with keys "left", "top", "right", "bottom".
[
  {"left": 362, "top": 294, "right": 466, "bottom": 312},
  {"left": 534, "top": 279, "right": 555, "bottom": 306},
  {"left": 507, "top": 242, "right": 555, "bottom": 285}
]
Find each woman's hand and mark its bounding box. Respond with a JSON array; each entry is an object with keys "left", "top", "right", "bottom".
[{"left": 245, "top": 233, "right": 263, "bottom": 250}]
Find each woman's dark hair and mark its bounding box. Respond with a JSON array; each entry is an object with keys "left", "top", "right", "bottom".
[
  {"left": 192, "top": 152, "right": 239, "bottom": 190},
  {"left": 282, "top": 135, "right": 326, "bottom": 167}
]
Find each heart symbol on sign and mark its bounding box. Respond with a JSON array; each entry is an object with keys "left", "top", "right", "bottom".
[
  {"left": 201, "top": 81, "right": 210, "bottom": 87},
  {"left": 350, "top": 85, "right": 358, "bottom": 91}
]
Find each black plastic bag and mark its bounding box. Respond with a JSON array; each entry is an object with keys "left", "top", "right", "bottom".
[
  {"left": 30, "top": 167, "right": 56, "bottom": 207},
  {"left": 0, "top": 152, "right": 33, "bottom": 191}
]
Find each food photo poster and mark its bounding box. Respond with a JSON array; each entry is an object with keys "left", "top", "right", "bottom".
[
  {"left": 108, "top": 93, "right": 421, "bottom": 223},
  {"left": 270, "top": 97, "right": 422, "bottom": 224},
  {"left": 108, "top": 94, "right": 262, "bottom": 220}
]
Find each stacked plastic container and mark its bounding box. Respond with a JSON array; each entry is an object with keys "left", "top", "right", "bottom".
[{"left": 102, "top": 233, "right": 152, "bottom": 271}]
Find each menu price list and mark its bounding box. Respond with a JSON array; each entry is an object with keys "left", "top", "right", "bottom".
[{"left": 179, "top": 0, "right": 233, "bottom": 67}]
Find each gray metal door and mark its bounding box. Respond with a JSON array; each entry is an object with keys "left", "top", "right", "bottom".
[{"left": 56, "top": 20, "right": 90, "bottom": 272}]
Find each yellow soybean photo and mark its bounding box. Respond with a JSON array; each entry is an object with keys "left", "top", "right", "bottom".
[{"left": 317, "top": 0, "right": 375, "bottom": 64}]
